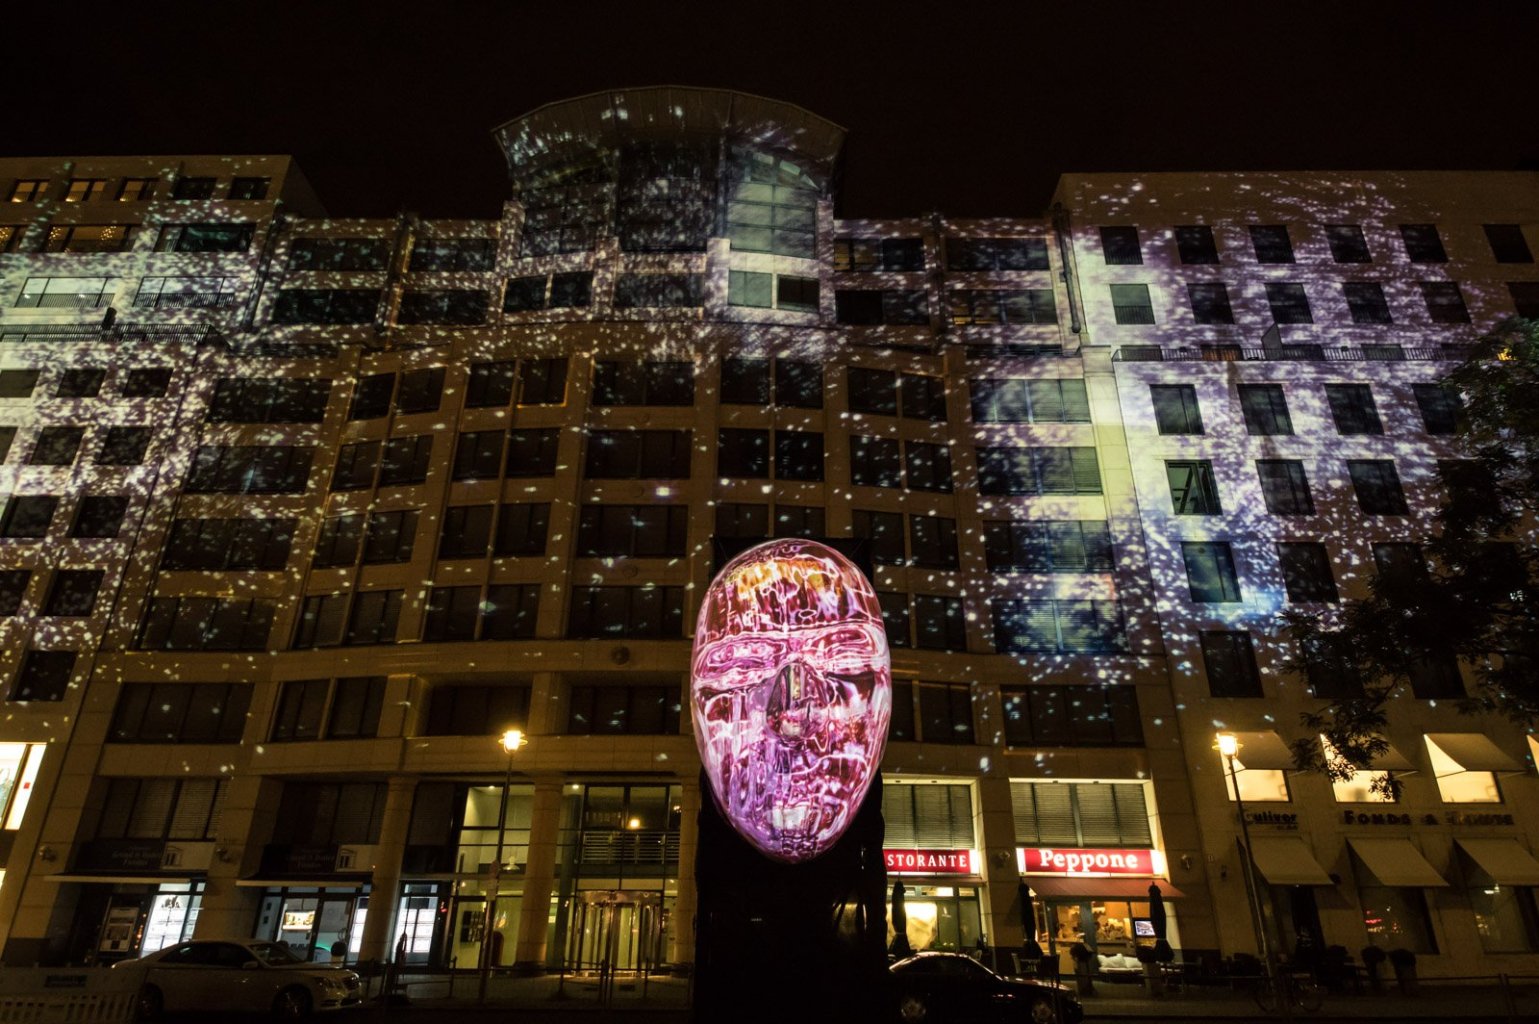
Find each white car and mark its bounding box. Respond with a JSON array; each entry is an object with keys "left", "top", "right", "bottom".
[{"left": 114, "top": 939, "right": 361, "bottom": 1019}]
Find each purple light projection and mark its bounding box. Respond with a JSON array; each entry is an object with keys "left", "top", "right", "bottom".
[{"left": 691, "top": 539, "right": 892, "bottom": 863}]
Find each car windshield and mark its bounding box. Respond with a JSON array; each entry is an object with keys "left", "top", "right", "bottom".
[{"left": 249, "top": 942, "right": 305, "bottom": 966}]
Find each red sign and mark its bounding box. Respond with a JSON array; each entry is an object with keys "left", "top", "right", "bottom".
[
  {"left": 884, "top": 849, "right": 976, "bottom": 875},
  {"left": 1019, "top": 847, "right": 1154, "bottom": 876}
]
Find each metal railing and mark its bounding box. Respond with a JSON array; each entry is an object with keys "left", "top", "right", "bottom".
[{"left": 1114, "top": 343, "right": 1471, "bottom": 363}]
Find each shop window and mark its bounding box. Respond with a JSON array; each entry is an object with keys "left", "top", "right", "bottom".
[
  {"left": 519, "top": 359, "right": 568, "bottom": 405},
  {"left": 424, "top": 684, "right": 532, "bottom": 736},
  {"left": 567, "top": 684, "right": 681, "bottom": 735},
  {"left": 1322, "top": 736, "right": 1392, "bottom": 803},
  {"left": 466, "top": 361, "right": 516, "bottom": 407},
  {"left": 576, "top": 505, "right": 687, "bottom": 557},
  {"left": 984, "top": 520, "right": 1113, "bottom": 574},
  {"left": 567, "top": 586, "right": 684, "bottom": 639},
  {"left": 1010, "top": 781, "right": 1152, "bottom": 847},
  {"left": 946, "top": 236, "right": 1049, "bottom": 271},
  {"left": 1353, "top": 857, "right": 1439, "bottom": 954},
  {"left": 584, "top": 430, "right": 691, "bottom": 479},
  {"left": 1460, "top": 849, "right": 1539, "bottom": 953},
  {"left": 1202, "top": 630, "right": 1262, "bottom": 696},
  {"left": 71, "top": 496, "right": 128, "bottom": 538},
  {"left": 991, "top": 600, "right": 1125, "bottom": 654},
  {"left": 1001, "top": 685, "right": 1142, "bottom": 747},
  {"left": 493, "top": 503, "right": 550, "bottom": 557},
  {"left": 715, "top": 502, "right": 768, "bottom": 538},
  {"left": 591, "top": 361, "right": 695, "bottom": 406},
  {"left": 1426, "top": 737, "right": 1502, "bottom": 803}
]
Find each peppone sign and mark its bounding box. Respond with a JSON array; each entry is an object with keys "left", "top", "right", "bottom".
[{"left": 690, "top": 539, "right": 892, "bottom": 863}]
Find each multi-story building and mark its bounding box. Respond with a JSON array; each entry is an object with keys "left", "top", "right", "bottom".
[{"left": 0, "top": 88, "right": 1534, "bottom": 979}]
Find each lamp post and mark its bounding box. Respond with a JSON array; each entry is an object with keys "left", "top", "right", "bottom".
[
  {"left": 1217, "top": 733, "right": 1271, "bottom": 970},
  {"left": 479, "top": 728, "right": 525, "bottom": 1001}
]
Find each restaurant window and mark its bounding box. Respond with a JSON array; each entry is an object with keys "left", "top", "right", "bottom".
[
  {"left": 1322, "top": 736, "right": 1392, "bottom": 803},
  {"left": 1010, "top": 782, "right": 1153, "bottom": 847},
  {"left": 1353, "top": 854, "right": 1438, "bottom": 953},
  {"left": 1426, "top": 737, "right": 1501, "bottom": 803}
]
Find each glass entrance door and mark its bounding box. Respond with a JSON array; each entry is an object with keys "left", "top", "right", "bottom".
[
  {"left": 264, "top": 891, "right": 366, "bottom": 961},
  {"left": 563, "top": 891, "right": 665, "bottom": 974}
]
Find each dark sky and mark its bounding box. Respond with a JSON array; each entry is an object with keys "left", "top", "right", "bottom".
[{"left": 6, "top": 1, "right": 1536, "bottom": 221}]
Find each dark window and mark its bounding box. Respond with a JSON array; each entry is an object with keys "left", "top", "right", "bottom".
[
  {"left": 344, "top": 590, "right": 403, "bottom": 645},
  {"left": 1400, "top": 224, "right": 1447, "bottom": 263},
  {"left": 945, "top": 237, "right": 1050, "bottom": 271},
  {"left": 519, "top": 359, "right": 567, "bottom": 405},
  {"left": 909, "top": 515, "right": 959, "bottom": 569},
  {"left": 1187, "top": 282, "right": 1235, "bottom": 324},
  {"left": 1413, "top": 384, "right": 1466, "bottom": 435},
  {"left": 506, "top": 429, "right": 560, "bottom": 476},
  {"left": 348, "top": 373, "right": 395, "bottom": 420},
  {"left": 775, "top": 360, "right": 822, "bottom": 408},
  {"left": 718, "top": 428, "right": 769, "bottom": 478},
  {"left": 949, "top": 289, "right": 1057, "bottom": 325},
  {"left": 120, "top": 368, "right": 172, "bottom": 397},
  {"left": 850, "top": 436, "right": 901, "bottom": 488},
  {"left": 397, "top": 289, "right": 487, "bottom": 325},
  {"left": 0, "top": 427, "right": 12, "bottom": 463},
  {"left": 208, "top": 378, "right": 331, "bottom": 423},
  {"left": 494, "top": 503, "right": 550, "bottom": 557},
  {"left": 452, "top": 430, "right": 504, "bottom": 481},
  {"left": 1202, "top": 631, "right": 1263, "bottom": 697},
  {"left": 71, "top": 496, "right": 128, "bottom": 538},
  {"left": 1278, "top": 542, "right": 1338, "bottom": 602},
  {"left": 773, "top": 504, "right": 824, "bottom": 538},
  {"left": 424, "top": 685, "right": 532, "bottom": 736},
  {"left": 775, "top": 431, "right": 824, "bottom": 481},
  {"left": 852, "top": 510, "right": 905, "bottom": 565},
  {"left": 567, "top": 586, "right": 685, "bottom": 638},
  {"left": 292, "top": 594, "right": 348, "bottom": 649},
  {"left": 567, "top": 684, "right": 681, "bottom": 736},
  {"left": 162, "top": 517, "right": 296, "bottom": 570},
  {"left": 327, "top": 677, "right": 386, "bottom": 739},
  {"left": 1421, "top": 281, "right": 1470, "bottom": 324},
  {"left": 1182, "top": 541, "right": 1242, "bottom": 602},
  {"left": 136, "top": 597, "right": 276, "bottom": 651},
  {"left": 776, "top": 275, "right": 819, "bottom": 312},
  {"left": 361, "top": 510, "right": 417, "bottom": 564},
  {"left": 110, "top": 682, "right": 250, "bottom": 743},
  {"left": 612, "top": 273, "right": 704, "bottom": 308},
  {"left": 1485, "top": 224, "right": 1534, "bottom": 263},
  {"left": 332, "top": 441, "right": 382, "bottom": 490},
  {"left": 1250, "top": 225, "right": 1295, "bottom": 263},
  {"left": 56, "top": 368, "right": 106, "bottom": 398},
  {"left": 311, "top": 514, "right": 364, "bottom": 568},
  {"left": 1167, "top": 461, "right": 1222, "bottom": 514},
  {"left": 905, "top": 441, "right": 953, "bottom": 492},
  {"left": 466, "top": 361, "right": 516, "bottom": 407},
  {"left": 592, "top": 361, "right": 695, "bottom": 406},
  {"left": 395, "top": 368, "right": 445, "bottom": 414},
  {"left": 715, "top": 503, "right": 768, "bottom": 538},
  {"left": 976, "top": 447, "right": 1101, "bottom": 496},
  {"left": 1509, "top": 282, "right": 1539, "bottom": 319},
  {"left": 42, "top": 570, "right": 102, "bottom": 616},
  {"left": 421, "top": 586, "right": 482, "bottom": 642},
  {"left": 917, "top": 682, "right": 974, "bottom": 743},
  {"left": 1265, "top": 283, "right": 1313, "bottom": 324},
  {"left": 1344, "top": 282, "right": 1393, "bottom": 324},
  {"left": 270, "top": 679, "right": 328, "bottom": 741},
  {"left": 1325, "top": 384, "right": 1383, "bottom": 435},
  {"left": 155, "top": 223, "right": 255, "bottom": 253},
  {"left": 991, "top": 599, "right": 1124, "bottom": 653},
  {"left": 11, "top": 651, "right": 76, "bottom": 701},
  {"left": 834, "top": 237, "right": 925, "bottom": 272},
  {"left": 377, "top": 435, "right": 432, "bottom": 486},
  {"left": 834, "top": 289, "right": 930, "bottom": 326},
  {"left": 0, "top": 370, "right": 39, "bottom": 398},
  {"left": 1, "top": 495, "right": 58, "bottom": 538},
  {"left": 1001, "top": 685, "right": 1142, "bottom": 747},
  {"left": 227, "top": 176, "right": 269, "bottom": 200},
  {"left": 171, "top": 176, "right": 216, "bottom": 199},
  {"left": 438, "top": 505, "right": 493, "bottom": 560},
  {"left": 913, "top": 595, "right": 967, "bottom": 651},
  {"left": 271, "top": 289, "right": 381, "bottom": 325},
  {"left": 1109, "top": 284, "right": 1154, "bottom": 325},
  {"left": 482, "top": 584, "right": 541, "bottom": 639},
  {"left": 879, "top": 592, "right": 910, "bottom": 649},
  {"left": 1348, "top": 460, "right": 1409, "bottom": 515},
  {"left": 30, "top": 427, "right": 85, "bottom": 466},
  {"left": 900, "top": 374, "right": 946, "bottom": 421},
  {"left": 848, "top": 368, "right": 898, "bottom": 416},
  {"left": 286, "top": 237, "right": 389, "bottom": 271},
  {"left": 548, "top": 270, "right": 592, "bottom": 309},
  {"left": 585, "top": 430, "right": 692, "bottom": 479},
  {"left": 1099, "top": 227, "right": 1142, "bottom": 265},
  {"left": 577, "top": 505, "right": 688, "bottom": 557},
  {"left": 1238, "top": 384, "right": 1293, "bottom": 435},
  {"left": 1150, "top": 385, "right": 1203, "bottom": 434},
  {"left": 1325, "top": 224, "right": 1372, "bottom": 263},
  {"left": 970, "top": 379, "right": 1090, "bottom": 423},
  {"left": 408, "top": 237, "right": 495, "bottom": 271},
  {"left": 983, "top": 520, "right": 1113, "bottom": 573},
  {"left": 1257, "top": 460, "right": 1314, "bottom": 515},
  {"left": 1175, "top": 225, "right": 1220, "bottom": 264},
  {"left": 502, "top": 276, "right": 547, "bottom": 312},
  {"left": 720, "top": 358, "right": 769, "bottom": 405}
]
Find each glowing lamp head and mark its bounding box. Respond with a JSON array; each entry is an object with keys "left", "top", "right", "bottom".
[
  {"left": 1217, "top": 733, "right": 1239, "bottom": 759},
  {"left": 690, "top": 539, "right": 892, "bottom": 863},
  {"left": 501, "top": 729, "right": 526, "bottom": 755}
]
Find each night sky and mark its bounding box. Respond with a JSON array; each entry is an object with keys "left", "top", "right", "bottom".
[{"left": 5, "top": 1, "right": 1535, "bottom": 221}]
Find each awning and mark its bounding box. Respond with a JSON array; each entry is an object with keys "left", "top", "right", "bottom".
[
  {"left": 1226, "top": 732, "right": 1296, "bottom": 771},
  {"left": 235, "top": 879, "right": 369, "bottom": 889},
  {"left": 47, "top": 875, "right": 194, "bottom": 885},
  {"left": 1426, "top": 734, "right": 1523, "bottom": 774},
  {"left": 1248, "top": 838, "right": 1334, "bottom": 886},
  {"left": 1348, "top": 838, "right": 1448, "bottom": 887},
  {"left": 1366, "top": 741, "right": 1417, "bottom": 773},
  {"left": 1025, "top": 877, "right": 1186, "bottom": 900},
  {"left": 1456, "top": 839, "right": 1539, "bottom": 886}
]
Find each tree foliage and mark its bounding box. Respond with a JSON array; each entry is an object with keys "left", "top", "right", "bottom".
[{"left": 1282, "top": 319, "right": 1539, "bottom": 795}]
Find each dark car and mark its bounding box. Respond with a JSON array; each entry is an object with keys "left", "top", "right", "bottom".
[{"left": 890, "top": 951, "right": 1083, "bottom": 1024}]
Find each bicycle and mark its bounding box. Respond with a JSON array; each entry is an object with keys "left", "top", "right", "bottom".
[{"left": 1251, "top": 969, "right": 1324, "bottom": 1014}]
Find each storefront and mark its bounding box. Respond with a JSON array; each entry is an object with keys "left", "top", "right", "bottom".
[
  {"left": 882, "top": 780, "right": 986, "bottom": 955},
  {"left": 247, "top": 883, "right": 370, "bottom": 961},
  {"left": 54, "top": 834, "right": 211, "bottom": 963}
]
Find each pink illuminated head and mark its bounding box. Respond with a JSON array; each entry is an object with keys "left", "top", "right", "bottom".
[{"left": 691, "top": 539, "right": 892, "bottom": 863}]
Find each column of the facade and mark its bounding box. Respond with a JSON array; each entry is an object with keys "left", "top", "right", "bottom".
[
  {"left": 190, "top": 773, "right": 267, "bottom": 941},
  {"left": 669, "top": 778, "right": 700, "bottom": 966},
  {"left": 512, "top": 778, "right": 564, "bottom": 970},
  {"left": 357, "top": 775, "right": 417, "bottom": 964},
  {"left": 976, "top": 775, "right": 1026, "bottom": 952}
]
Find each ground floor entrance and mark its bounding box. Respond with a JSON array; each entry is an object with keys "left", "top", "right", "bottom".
[
  {"left": 66, "top": 881, "right": 204, "bottom": 964},
  {"left": 885, "top": 882, "right": 985, "bottom": 955},
  {"left": 251, "top": 885, "right": 368, "bottom": 962}
]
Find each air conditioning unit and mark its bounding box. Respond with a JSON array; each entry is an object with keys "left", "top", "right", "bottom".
[
  {"left": 162, "top": 843, "right": 214, "bottom": 871},
  {"left": 335, "top": 845, "right": 378, "bottom": 872}
]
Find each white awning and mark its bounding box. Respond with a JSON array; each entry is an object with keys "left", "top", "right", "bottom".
[
  {"left": 1226, "top": 732, "right": 1296, "bottom": 771},
  {"left": 1426, "top": 734, "right": 1523, "bottom": 775},
  {"left": 1456, "top": 839, "right": 1539, "bottom": 886},
  {"left": 1348, "top": 838, "right": 1448, "bottom": 887},
  {"left": 1366, "top": 741, "right": 1417, "bottom": 773},
  {"left": 1248, "top": 838, "right": 1334, "bottom": 886}
]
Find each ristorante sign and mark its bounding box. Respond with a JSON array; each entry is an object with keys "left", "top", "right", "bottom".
[
  {"left": 885, "top": 849, "right": 977, "bottom": 875},
  {"left": 1018, "top": 846, "right": 1156, "bottom": 876}
]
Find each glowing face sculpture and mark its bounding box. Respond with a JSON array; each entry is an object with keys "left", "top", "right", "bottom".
[{"left": 691, "top": 539, "right": 892, "bottom": 863}]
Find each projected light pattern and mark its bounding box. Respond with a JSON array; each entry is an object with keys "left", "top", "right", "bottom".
[{"left": 692, "top": 539, "right": 891, "bottom": 862}]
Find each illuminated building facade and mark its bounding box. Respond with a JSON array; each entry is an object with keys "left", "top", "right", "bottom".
[{"left": 0, "top": 89, "right": 1534, "bottom": 978}]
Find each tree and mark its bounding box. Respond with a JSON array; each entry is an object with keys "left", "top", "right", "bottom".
[{"left": 1283, "top": 318, "right": 1539, "bottom": 795}]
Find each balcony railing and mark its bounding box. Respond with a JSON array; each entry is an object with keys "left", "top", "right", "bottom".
[
  {"left": 578, "top": 830, "right": 680, "bottom": 865},
  {"left": 1114, "top": 343, "right": 1471, "bottom": 363}
]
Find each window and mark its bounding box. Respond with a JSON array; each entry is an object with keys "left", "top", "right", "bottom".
[
  {"left": 900, "top": 374, "right": 946, "bottom": 421},
  {"left": 42, "top": 570, "right": 102, "bottom": 617},
  {"left": 345, "top": 373, "right": 393, "bottom": 420},
  {"left": 903, "top": 441, "right": 950, "bottom": 492},
  {"left": 421, "top": 587, "right": 483, "bottom": 642},
  {"left": 183, "top": 445, "right": 314, "bottom": 494},
  {"left": 1485, "top": 224, "right": 1533, "bottom": 264},
  {"left": 396, "top": 289, "right": 488, "bottom": 325},
  {"left": 1325, "top": 224, "right": 1372, "bottom": 263},
  {"left": 135, "top": 276, "right": 240, "bottom": 308},
  {"left": 612, "top": 273, "right": 704, "bottom": 308},
  {"left": 1186, "top": 282, "right": 1235, "bottom": 324},
  {"left": 227, "top": 176, "right": 269, "bottom": 200},
  {"left": 1, "top": 495, "right": 58, "bottom": 539},
  {"left": 991, "top": 599, "right": 1125, "bottom": 653},
  {"left": 1344, "top": 282, "right": 1392, "bottom": 324},
  {"left": 331, "top": 441, "right": 381, "bottom": 490},
  {"left": 9, "top": 179, "right": 48, "bottom": 202},
  {"left": 1175, "top": 225, "right": 1220, "bottom": 264},
  {"left": 949, "top": 289, "right": 1057, "bottom": 325},
  {"left": 466, "top": 361, "right": 515, "bottom": 407},
  {"left": 269, "top": 781, "right": 385, "bottom": 846},
  {"left": 271, "top": 289, "right": 381, "bottom": 324},
  {"left": 89, "top": 778, "right": 226, "bottom": 845},
  {"left": 1236, "top": 384, "right": 1292, "bottom": 436},
  {"left": 1010, "top": 781, "right": 1153, "bottom": 847},
  {"left": 503, "top": 271, "right": 593, "bottom": 312},
  {"left": 913, "top": 595, "right": 967, "bottom": 651},
  {"left": 1460, "top": 849, "right": 1539, "bottom": 953},
  {"left": 344, "top": 590, "right": 403, "bottom": 645},
  {"left": 326, "top": 677, "right": 387, "bottom": 739},
  {"left": 15, "top": 276, "right": 116, "bottom": 308},
  {"left": 945, "top": 237, "right": 1050, "bottom": 271},
  {"left": 1202, "top": 630, "right": 1263, "bottom": 696},
  {"left": 915, "top": 683, "right": 974, "bottom": 743},
  {"left": 1400, "top": 224, "right": 1447, "bottom": 263},
  {"left": 30, "top": 427, "right": 85, "bottom": 466},
  {"left": 726, "top": 148, "right": 818, "bottom": 257},
  {"left": 376, "top": 435, "right": 432, "bottom": 486},
  {"left": 720, "top": 358, "right": 769, "bottom": 405},
  {"left": 1265, "top": 282, "right": 1312, "bottom": 324},
  {"left": 1421, "top": 281, "right": 1470, "bottom": 324},
  {"left": 43, "top": 225, "right": 137, "bottom": 253},
  {"left": 519, "top": 358, "right": 568, "bottom": 405},
  {"left": 1167, "top": 461, "right": 1222, "bottom": 514},
  {"left": 592, "top": 361, "right": 695, "bottom": 406},
  {"left": 446, "top": 427, "right": 503, "bottom": 479},
  {"left": 437, "top": 505, "right": 492, "bottom": 560},
  {"left": 834, "top": 237, "right": 925, "bottom": 271},
  {"left": 1509, "top": 282, "right": 1539, "bottom": 319},
  {"left": 1109, "top": 283, "right": 1154, "bottom": 325},
  {"left": 728, "top": 272, "right": 818, "bottom": 311},
  {"left": 715, "top": 503, "right": 768, "bottom": 538},
  {"left": 1150, "top": 385, "right": 1203, "bottom": 434},
  {"left": 171, "top": 176, "right": 216, "bottom": 199},
  {"left": 567, "top": 684, "right": 682, "bottom": 735},
  {"left": 849, "top": 436, "right": 900, "bottom": 488},
  {"left": 976, "top": 446, "right": 1101, "bottom": 495},
  {"left": 1250, "top": 225, "right": 1294, "bottom": 263},
  {"left": 395, "top": 367, "right": 444, "bottom": 414},
  {"left": 416, "top": 585, "right": 540, "bottom": 642},
  {"left": 567, "top": 586, "right": 685, "bottom": 638},
  {"left": 424, "top": 685, "right": 532, "bottom": 736},
  {"left": 773, "top": 504, "right": 824, "bottom": 538},
  {"left": 1183, "top": 542, "right": 1242, "bottom": 602},
  {"left": 120, "top": 368, "right": 172, "bottom": 397},
  {"left": 970, "top": 379, "right": 1090, "bottom": 423},
  {"left": 1348, "top": 460, "right": 1408, "bottom": 515},
  {"left": 483, "top": 584, "right": 542, "bottom": 639},
  {"left": 506, "top": 428, "right": 560, "bottom": 476},
  {"left": 1002, "top": 685, "right": 1142, "bottom": 747},
  {"left": 585, "top": 430, "right": 692, "bottom": 479},
  {"left": 577, "top": 505, "right": 688, "bottom": 557},
  {"left": 909, "top": 515, "right": 959, "bottom": 570},
  {"left": 847, "top": 368, "right": 898, "bottom": 415},
  {"left": 776, "top": 360, "right": 823, "bottom": 408},
  {"left": 878, "top": 593, "right": 911, "bottom": 650},
  {"left": 1325, "top": 384, "right": 1383, "bottom": 435},
  {"left": 1354, "top": 854, "right": 1439, "bottom": 953},
  {"left": 109, "top": 683, "right": 251, "bottom": 743},
  {"left": 208, "top": 378, "right": 331, "bottom": 423},
  {"left": 71, "top": 496, "right": 128, "bottom": 538},
  {"left": 776, "top": 431, "right": 824, "bottom": 481},
  {"left": 1278, "top": 542, "right": 1337, "bottom": 602},
  {"left": 852, "top": 510, "right": 904, "bottom": 565},
  {"left": 286, "top": 237, "right": 390, "bottom": 271},
  {"left": 1099, "top": 226, "right": 1142, "bottom": 265},
  {"left": 154, "top": 223, "right": 255, "bottom": 253},
  {"left": 1413, "top": 384, "right": 1465, "bottom": 435},
  {"left": 162, "top": 518, "right": 295, "bottom": 571},
  {"left": 409, "top": 237, "right": 495, "bottom": 272},
  {"left": 1257, "top": 460, "right": 1314, "bottom": 515},
  {"left": 361, "top": 510, "right": 418, "bottom": 563},
  {"left": 10, "top": 651, "right": 75, "bottom": 702},
  {"left": 136, "top": 597, "right": 276, "bottom": 651},
  {"left": 0, "top": 427, "right": 12, "bottom": 462},
  {"left": 983, "top": 520, "right": 1113, "bottom": 573}
]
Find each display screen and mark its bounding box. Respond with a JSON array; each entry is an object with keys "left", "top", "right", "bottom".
[
  {"left": 1133, "top": 919, "right": 1156, "bottom": 938},
  {"left": 691, "top": 538, "right": 891, "bottom": 863}
]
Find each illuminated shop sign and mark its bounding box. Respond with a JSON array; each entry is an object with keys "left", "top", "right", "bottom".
[
  {"left": 691, "top": 539, "right": 892, "bottom": 864},
  {"left": 884, "top": 849, "right": 977, "bottom": 875},
  {"left": 1017, "top": 846, "right": 1157, "bottom": 876}
]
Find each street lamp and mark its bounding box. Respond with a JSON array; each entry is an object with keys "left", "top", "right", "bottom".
[
  {"left": 479, "top": 728, "right": 526, "bottom": 1000},
  {"left": 1217, "top": 732, "right": 1271, "bottom": 970}
]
